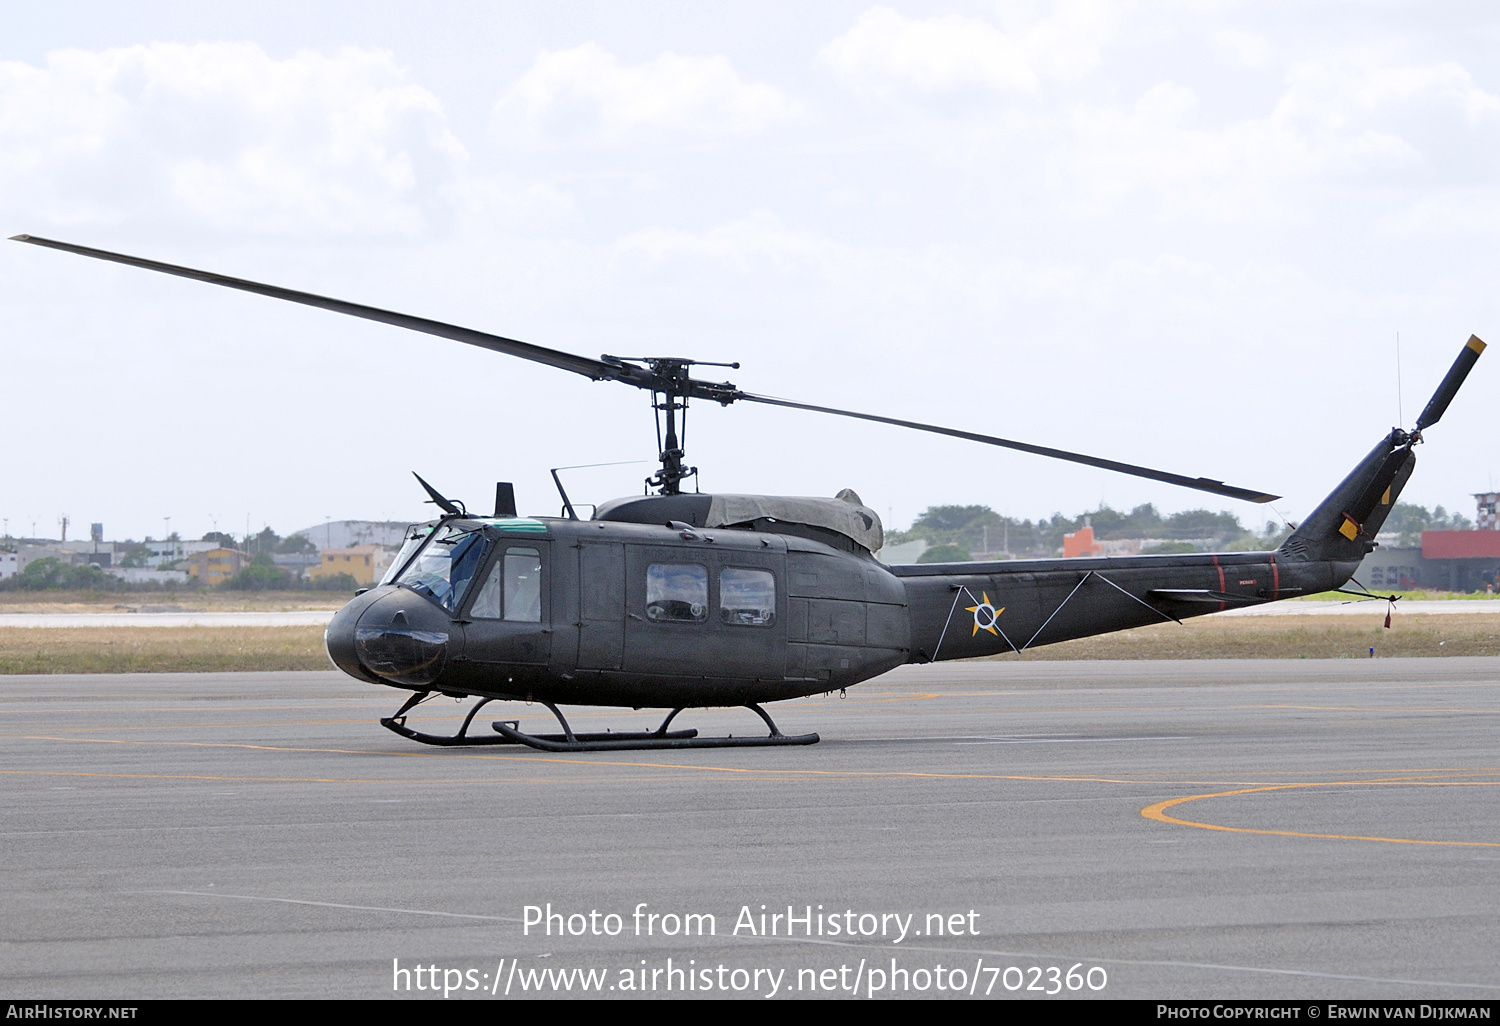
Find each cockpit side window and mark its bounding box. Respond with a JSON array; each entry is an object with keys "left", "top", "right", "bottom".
[
  {"left": 470, "top": 546, "right": 543, "bottom": 622},
  {"left": 505, "top": 549, "right": 543, "bottom": 622},
  {"left": 646, "top": 563, "right": 708, "bottom": 623}
]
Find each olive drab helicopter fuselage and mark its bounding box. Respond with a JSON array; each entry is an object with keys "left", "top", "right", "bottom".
[{"left": 11, "top": 234, "right": 1487, "bottom": 752}]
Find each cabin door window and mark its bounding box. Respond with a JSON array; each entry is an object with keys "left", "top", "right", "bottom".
[
  {"left": 645, "top": 563, "right": 709, "bottom": 623},
  {"left": 470, "top": 547, "right": 543, "bottom": 622},
  {"left": 720, "top": 567, "right": 776, "bottom": 626}
]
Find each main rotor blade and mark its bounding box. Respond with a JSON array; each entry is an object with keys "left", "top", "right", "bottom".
[
  {"left": 739, "top": 393, "right": 1280, "bottom": 503},
  {"left": 1414, "top": 334, "right": 1486, "bottom": 432},
  {"left": 10, "top": 234, "right": 617, "bottom": 383}
]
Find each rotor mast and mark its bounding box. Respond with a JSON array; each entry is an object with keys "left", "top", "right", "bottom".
[
  {"left": 609, "top": 356, "right": 740, "bottom": 495},
  {"left": 649, "top": 360, "right": 694, "bottom": 494}
]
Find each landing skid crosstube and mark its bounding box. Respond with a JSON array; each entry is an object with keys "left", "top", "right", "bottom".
[{"left": 379, "top": 692, "right": 819, "bottom": 752}]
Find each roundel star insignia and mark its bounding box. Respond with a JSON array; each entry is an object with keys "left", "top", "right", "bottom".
[{"left": 965, "top": 592, "right": 1004, "bottom": 637}]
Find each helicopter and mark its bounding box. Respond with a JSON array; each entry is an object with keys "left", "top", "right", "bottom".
[{"left": 11, "top": 234, "right": 1487, "bottom": 752}]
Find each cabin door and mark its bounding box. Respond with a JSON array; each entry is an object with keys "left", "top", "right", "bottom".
[{"left": 460, "top": 540, "right": 552, "bottom": 667}]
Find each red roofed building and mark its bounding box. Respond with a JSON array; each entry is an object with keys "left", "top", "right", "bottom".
[
  {"left": 1421, "top": 531, "right": 1500, "bottom": 560},
  {"left": 1411, "top": 530, "right": 1500, "bottom": 592},
  {"left": 1358, "top": 492, "right": 1500, "bottom": 593},
  {"left": 1063, "top": 525, "right": 1103, "bottom": 559}
]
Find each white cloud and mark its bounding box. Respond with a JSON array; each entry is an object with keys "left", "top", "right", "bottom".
[
  {"left": 1051, "top": 50, "right": 1500, "bottom": 219},
  {"left": 1277, "top": 49, "right": 1500, "bottom": 131},
  {"left": 612, "top": 210, "right": 1094, "bottom": 318},
  {"left": 1377, "top": 190, "right": 1500, "bottom": 237},
  {"left": 494, "top": 43, "right": 802, "bottom": 144},
  {"left": 0, "top": 42, "right": 467, "bottom": 236},
  {"left": 1213, "top": 29, "right": 1271, "bottom": 69},
  {"left": 618, "top": 210, "right": 839, "bottom": 269},
  {"left": 820, "top": 2, "right": 1119, "bottom": 95}
]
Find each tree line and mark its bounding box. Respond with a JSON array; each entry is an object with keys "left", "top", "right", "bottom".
[
  {"left": 2, "top": 525, "right": 346, "bottom": 593},
  {"left": 888, "top": 501, "right": 1472, "bottom": 562}
]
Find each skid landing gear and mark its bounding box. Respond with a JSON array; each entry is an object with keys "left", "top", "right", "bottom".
[{"left": 379, "top": 692, "right": 819, "bottom": 751}]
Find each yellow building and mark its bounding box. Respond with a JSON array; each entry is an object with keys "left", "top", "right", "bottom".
[
  {"left": 310, "top": 545, "right": 389, "bottom": 586},
  {"left": 188, "top": 547, "right": 250, "bottom": 585}
]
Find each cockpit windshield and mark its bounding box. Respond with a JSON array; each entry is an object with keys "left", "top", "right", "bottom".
[
  {"left": 378, "top": 525, "right": 430, "bottom": 587},
  {"left": 393, "top": 523, "right": 491, "bottom": 613}
]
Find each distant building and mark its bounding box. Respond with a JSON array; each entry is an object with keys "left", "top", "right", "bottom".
[
  {"left": 105, "top": 570, "right": 190, "bottom": 585},
  {"left": 60, "top": 540, "right": 117, "bottom": 564},
  {"left": 15, "top": 544, "right": 73, "bottom": 573},
  {"left": 1419, "top": 531, "right": 1500, "bottom": 593},
  {"left": 309, "top": 545, "right": 393, "bottom": 586},
  {"left": 273, "top": 552, "right": 321, "bottom": 578},
  {"left": 291, "top": 520, "right": 411, "bottom": 552},
  {"left": 1095, "top": 537, "right": 1220, "bottom": 556},
  {"left": 1358, "top": 546, "right": 1424, "bottom": 591},
  {"left": 0, "top": 552, "right": 17, "bottom": 579},
  {"left": 877, "top": 539, "right": 929, "bottom": 565},
  {"left": 1355, "top": 532, "right": 1500, "bottom": 594},
  {"left": 107, "top": 567, "right": 190, "bottom": 585},
  {"left": 1349, "top": 491, "right": 1500, "bottom": 593},
  {"left": 143, "top": 539, "right": 216, "bottom": 568},
  {"left": 1476, "top": 492, "right": 1499, "bottom": 531},
  {"left": 1063, "top": 525, "right": 1103, "bottom": 558},
  {"left": 187, "top": 548, "right": 252, "bottom": 586}
]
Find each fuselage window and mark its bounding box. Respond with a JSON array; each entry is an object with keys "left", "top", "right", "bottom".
[
  {"left": 720, "top": 567, "right": 776, "bottom": 626},
  {"left": 470, "top": 546, "right": 543, "bottom": 622},
  {"left": 646, "top": 563, "right": 708, "bottom": 623}
]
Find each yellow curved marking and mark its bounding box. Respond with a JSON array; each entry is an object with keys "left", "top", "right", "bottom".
[{"left": 1143, "top": 781, "right": 1500, "bottom": 848}]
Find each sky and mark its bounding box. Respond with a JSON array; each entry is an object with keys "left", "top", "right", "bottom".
[{"left": 3, "top": 1, "right": 1498, "bottom": 544}]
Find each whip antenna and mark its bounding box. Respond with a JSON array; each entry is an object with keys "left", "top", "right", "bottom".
[{"left": 1396, "top": 331, "right": 1403, "bottom": 427}]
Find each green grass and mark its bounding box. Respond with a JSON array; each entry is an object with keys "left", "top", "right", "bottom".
[
  {"left": 0, "top": 590, "right": 347, "bottom": 613},
  {"left": 1295, "top": 590, "right": 1500, "bottom": 602},
  {"left": 986, "top": 612, "right": 1500, "bottom": 660}
]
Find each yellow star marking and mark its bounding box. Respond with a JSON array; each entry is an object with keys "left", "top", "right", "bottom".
[{"left": 964, "top": 592, "right": 1005, "bottom": 637}]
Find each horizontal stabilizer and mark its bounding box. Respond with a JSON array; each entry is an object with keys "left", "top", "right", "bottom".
[{"left": 1148, "top": 589, "right": 1264, "bottom": 606}]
